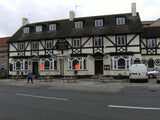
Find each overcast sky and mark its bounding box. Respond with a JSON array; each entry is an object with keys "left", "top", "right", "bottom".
[{"left": 0, "top": 0, "right": 160, "bottom": 37}]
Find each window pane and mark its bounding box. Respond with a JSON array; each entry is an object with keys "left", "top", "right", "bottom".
[
  {"left": 94, "top": 37, "right": 102, "bottom": 46},
  {"left": 49, "top": 24, "right": 56, "bottom": 31},
  {"left": 44, "top": 60, "right": 49, "bottom": 70},
  {"left": 73, "top": 38, "right": 80, "bottom": 47},
  {"left": 75, "top": 21, "right": 83, "bottom": 28},
  {"left": 116, "top": 17, "right": 125, "bottom": 25},
  {"left": 32, "top": 41, "right": 39, "bottom": 50},
  {"left": 46, "top": 40, "right": 52, "bottom": 49},
  {"left": 95, "top": 19, "right": 103, "bottom": 27},
  {"left": 16, "top": 61, "right": 21, "bottom": 70},
  {"left": 36, "top": 26, "right": 42, "bottom": 32},
  {"left": 117, "top": 36, "right": 126, "bottom": 46}
]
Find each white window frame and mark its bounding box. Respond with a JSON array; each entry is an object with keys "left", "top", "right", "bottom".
[
  {"left": 68, "top": 57, "right": 86, "bottom": 70},
  {"left": 73, "top": 38, "right": 80, "bottom": 47},
  {"left": 46, "top": 40, "right": 53, "bottom": 49},
  {"left": 147, "top": 38, "right": 156, "bottom": 48},
  {"left": 95, "top": 19, "right": 103, "bottom": 27},
  {"left": 1, "top": 56, "right": 5, "bottom": 70},
  {"left": 75, "top": 21, "right": 83, "bottom": 29},
  {"left": 49, "top": 24, "right": 56, "bottom": 31},
  {"left": 94, "top": 37, "right": 102, "bottom": 46},
  {"left": 36, "top": 25, "right": 42, "bottom": 32},
  {"left": 111, "top": 56, "right": 132, "bottom": 70},
  {"left": 23, "top": 27, "right": 30, "bottom": 33},
  {"left": 31, "top": 41, "right": 39, "bottom": 50},
  {"left": 18, "top": 42, "right": 25, "bottom": 51},
  {"left": 117, "top": 35, "right": 126, "bottom": 46},
  {"left": 40, "top": 58, "right": 57, "bottom": 70},
  {"left": 116, "top": 17, "right": 125, "bottom": 25},
  {"left": 12, "top": 59, "right": 28, "bottom": 70}
]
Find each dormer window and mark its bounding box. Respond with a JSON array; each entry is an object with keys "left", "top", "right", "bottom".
[
  {"left": 49, "top": 24, "right": 56, "bottom": 31},
  {"left": 23, "top": 27, "right": 29, "bottom": 34},
  {"left": 75, "top": 21, "right": 83, "bottom": 29},
  {"left": 95, "top": 19, "right": 103, "bottom": 27},
  {"left": 116, "top": 17, "right": 125, "bottom": 25},
  {"left": 36, "top": 25, "right": 42, "bottom": 32}
]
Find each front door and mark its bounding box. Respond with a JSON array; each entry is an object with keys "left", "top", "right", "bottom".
[
  {"left": 95, "top": 60, "right": 103, "bottom": 75},
  {"left": 32, "top": 62, "right": 38, "bottom": 75}
]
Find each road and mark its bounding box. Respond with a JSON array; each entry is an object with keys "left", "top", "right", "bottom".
[{"left": 0, "top": 85, "right": 160, "bottom": 120}]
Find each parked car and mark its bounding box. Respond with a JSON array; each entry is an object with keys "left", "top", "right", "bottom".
[
  {"left": 156, "top": 68, "right": 160, "bottom": 83},
  {"left": 148, "top": 67, "right": 160, "bottom": 78},
  {"left": 129, "top": 64, "right": 148, "bottom": 83}
]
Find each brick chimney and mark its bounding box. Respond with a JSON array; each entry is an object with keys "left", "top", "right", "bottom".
[{"left": 132, "top": 3, "right": 136, "bottom": 16}]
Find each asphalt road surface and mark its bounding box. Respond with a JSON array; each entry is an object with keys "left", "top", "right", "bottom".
[{"left": 0, "top": 85, "right": 160, "bottom": 120}]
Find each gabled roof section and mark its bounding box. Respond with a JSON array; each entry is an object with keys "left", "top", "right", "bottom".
[
  {"left": 0, "top": 37, "right": 10, "bottom": 46},
  {"left": 8, "top": 13, "right": 142, "bottom": 43}
]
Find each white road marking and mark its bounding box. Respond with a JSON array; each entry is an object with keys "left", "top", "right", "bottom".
[
  {"left": 108, "top": 105, "right": 160, "bottom": 110},
  {"left": 16, "top": 93, "right": 69, "bottom": 101}
]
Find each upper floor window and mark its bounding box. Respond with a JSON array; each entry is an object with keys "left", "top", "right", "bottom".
[
  {"left": 36, "top": 25, "right": 42, "bottom": 32},
  {"left": 94, "top": 37, "right": 102, "bottom": 46},
  {"left": 23, "top": 27, "right": 30, "bottom": 33},
  {"left": 1, "top": 56, "right": 5, "bottom": 70},
  {"left": 73, "top": 38, "right": 80, "bottom": 47},
  {"left": 49, "top": 24, "right": 56, "bottom": 31},
  {"left": 116, "top": 17, "right": 126, "bottom": 25},
  {"left": 18, "top": 42, "right": 25, "bottom": 51},
  {"left": 147, "top": 38, "right": 156, "bottom": 48},
  {"left": 95, "top": 19, "right": 103, "bottom": 27},
  {"left": 31, "top": 41, "right": 39, "bottom": 50},
  {"left": 116, "top": 35, "right": 126, "bottom": 46},
  {"left": 75, "top": 21, "right": 83, "bottom": 29},
  {"left": 46, "top": 40, "right": 53, "bottom": 49}
]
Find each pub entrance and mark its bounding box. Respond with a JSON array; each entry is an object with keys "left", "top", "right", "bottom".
[
  {"left": 32, "top": 59, "right": 38, "bottom": 75},
  {"left": 95, "top": 60, "right": 103, "bottom": 75}
]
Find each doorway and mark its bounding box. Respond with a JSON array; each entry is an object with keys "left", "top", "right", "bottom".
[
  {"left": 95, "top": 60, "right": 103, "bottom": 75},
  {"left": 32, "top": 62, "right": 38, "bottom": 75}
]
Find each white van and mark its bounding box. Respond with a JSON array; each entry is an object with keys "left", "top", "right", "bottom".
[{"left": 129, "top": 64, "right": 148, "bottom": 83}]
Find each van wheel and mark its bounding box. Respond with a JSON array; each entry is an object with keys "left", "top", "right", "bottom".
[{"left": 149, "top": 74, "right": 154, "bottom": 78}]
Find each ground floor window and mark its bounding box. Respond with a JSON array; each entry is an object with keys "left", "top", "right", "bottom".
[
  {"left": 68, "top": 57, "right": 86, "bottom": 70},
  {"left": 12, "top": 59, "right": 28, "bottom": 70},
  {"left": 111, "top": 56, "right": 132, "bottom": 70},
  {"left": 40, "top": 58, "right": 57, "bottom": 70}
]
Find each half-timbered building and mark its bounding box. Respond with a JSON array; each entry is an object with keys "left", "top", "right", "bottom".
[{"left": 7, "top": 11, "right": 143, "bottom": 78}]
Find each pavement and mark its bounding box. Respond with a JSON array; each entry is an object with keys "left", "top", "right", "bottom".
[{"left": 0, "top": 78, "right": 160, "bottom": 93}]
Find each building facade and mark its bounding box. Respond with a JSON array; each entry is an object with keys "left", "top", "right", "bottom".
[
  {"left": 0, "top": 37, "right": 10, "bottom": 78},
  {"left": 8, "top": 12, "right": 145, "bottom": 78}
]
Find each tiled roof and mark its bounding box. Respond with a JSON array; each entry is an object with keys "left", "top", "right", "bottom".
[
  {"left": 0, "top": 37, "right": 10, "bottom": 46},
  {"left": 141, "top": 21, "right": 155, "bottom": 25},
  {"left": 141, "top": 26, "right": 160, "bottom": 38},
  {"left": 8, "top": 13, "right": 142, "bottom": 42}
]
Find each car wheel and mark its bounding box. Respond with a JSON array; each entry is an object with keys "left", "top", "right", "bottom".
[{"left": 149, "top": 74, "right": 154, "bottom": 78}]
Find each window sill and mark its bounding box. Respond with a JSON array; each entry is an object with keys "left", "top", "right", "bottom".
[
  {"left": 111, "top": 69, "right": 129, "bottom": 71},
  {"left": 67, "top": 69, "right": 88, "bottom": 71}
]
